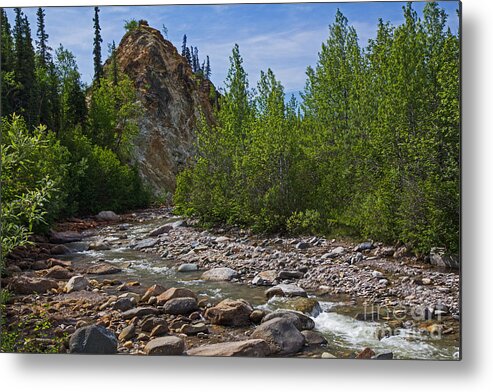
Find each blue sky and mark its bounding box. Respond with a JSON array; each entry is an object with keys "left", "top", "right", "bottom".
[{"left": 5, "top": 1, "right": 459, "bottom": 96}]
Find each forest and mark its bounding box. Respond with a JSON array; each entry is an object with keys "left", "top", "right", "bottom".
[{"left": 0, "top": 1, "right": 459, "bottom": 277}]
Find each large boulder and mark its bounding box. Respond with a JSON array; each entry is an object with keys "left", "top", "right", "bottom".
[
  {"left": 201, "top": 267, "right": 238, "bottom": 281},
  {"left": 49, "top": 230, "right": 82, "bottom": 244},
  {"left": 65, "top": 275, "right": 90, "bottom": 293},
  {"left": 251, "top": 318, "right": 305, "bottom": 355},
  {"left": 8, "top": 276, "right": 59, "bottom": 294},
  {"left": 186, "top": 339, "right": 271, "bottom": 357},
  {"left": 44, "top": 265, "right": 74, "bottom": 280},
  {"left": 205, "top": 298, "right": 253, "bottom": 327},
  {"left": 163, "top": 297, "right": 198, "bottom": 315},
  {"left": 261, "top": 310, "right": 315, "bottom": 331},
  {"left": 133, "top": 238, "right": 159, "bottom": 250},
  {"left": 177, "top": 263, "right": 199, "bottom": 272},
  {"left": 141, "top": 284, "right": 167, "bottom": 302},
  {"left": 156, "top": 287, "right": 197, "bottom": 305},
  {"left": 265, "top": 284, "right": 307, "bottom": 299},
  {"left": 69, "top": 325, "right": 118, "bottom": 354},
  {"left": 144, "top": 336, "right": 185, "bottom": 355},
  {"left": 273, "top": 297, "right": 322, "bottom": 317}
]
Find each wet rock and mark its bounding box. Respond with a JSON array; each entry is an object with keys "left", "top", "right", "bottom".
[
  {"left": 141, "top": 284, "right": 167, "bottom": 302},
  {"left": 252, "top": 270, "right": 278, "bottom": 286},
  {"left": 51, "top": 244, "right": 72, "bottom": 255},
  {"left": 374, "top": 352, "right": 393, "bottom": 360},
  {"left": 178, "top": 322, "right": 208, "bottom": 335},
  {"left": 95, "top": 211, "right": 121, "bottom": 221},
  {"left": 50, "top": 230, "right": 83, "bottom": 244},
  {"left": 69, "top": 325, "right": 118, "bottom": 354},
  {"left": 251, "top": 318, "right": 305, "bottom": 355},
  {"left": 249, "top": 309, "right": 266, "bottom": 324},
  {"left": 133, "top": 238, "right": 159, "bottom": 250},
  {"left": 355, "top": 311, "right": 380, "bottom": 321},
  {"left": 121, "top": 307, "right": 160, "bottom": 320},
  {"left": 302, "top": 330, "right": 327, "bottom": 346},
  {"left": 156, "top": 287, "right": 197, "bottom": 305},
  {"left": 163, "top": 297, "right": 198, "bottom": 315},
  {"left": 89, "top": 241, "right": 111, "bottom": 251},
  {"left": 275, "top": 297, "right": 322, "bottom": 317},
  {"left": 430, "top": 248, "right": 460, "bottom": 269},
  {"left": 9, "top": 276, "right": 59, "bottom": 294},
  {"left": 265, "top": 284, "right": 307, "bottom": 299},
  {"left": 186, "top": 339, "right": 271, "bottom": 357},
  {"left": 205, "top": 298, "right": 253, "bottom": 327},
  {"left": 144, "top": 336, "right": 185, "bottom": 356},
  {"left": 261, "top": 310, "right": 315, "bottom": 331},
  {"left": 177, "top": 263, "right": 198, "bottom": 272},
  {"left": 356, "top": 347, "right": 375, "bottom": 359},
  {"left": 201, "top": 267, "right": 238, "bottom": 281},
  {"left": 44, "top": 265, "right": 74, "bottom": 280},
  {"left": 119, "top": 324, "right": 136, "bottom": 341},
  {"left": 321, "top": 352, "right": 336, "bottom": 359},
  {"left": 65, "top": 276, "right": 90, "bottom": 293},
  {"left": 295, "top": 242, "right": 310, "bottom": 250}
]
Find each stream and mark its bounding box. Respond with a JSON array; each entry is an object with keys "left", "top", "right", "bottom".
[{"left": 59, "top": 214, "right": 460, "bottom": 360}]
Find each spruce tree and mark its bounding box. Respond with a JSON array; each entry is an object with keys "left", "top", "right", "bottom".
[
  {"left": 92, "top": 6, "right": 103, "bottom": 84},
  {"left": 1, "top": 9, "right": 14, "bottom": 116},
  {"left": 181, "top": 34, "right": 187, "bottom": 57},
  {"left": 36, "top": 7, "right": 51, "bottom": 66}
]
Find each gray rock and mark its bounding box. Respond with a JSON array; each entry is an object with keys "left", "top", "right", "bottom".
[
  {"left": 133, "top": 238, "right": 159, "bottom": 250},
  {"left": 178, "top": 322, "right": 208, "bottom": 335},
  {"left": 322, "top": 246, "right": 345, "bottom": 259},
  {"left": 295, "top": 242, "right": 311, "bottom": 250},
  {"left": 354, "top": 241, "right": 374, "bottom": 252},
  {"left": 278, "top": 270, "right": 304, "bottom": 280},
  {"left": 95, "top": 211, "right": 121, "bottom": 221},
  {"left": 121, "top": 307, "right": 160, "bottom": 319},
  {"left": 265, "top": 284, "right": 307, "bottom": 299},
  {"left": 44, "top": 266, "right": 74, "bottom": 280},
  {"left": 51, "top": 244, "right": 72, "bottom": 255},
  {"left": 186, "top": 339, "right": 271, "bottom": 357},
  {"left": 261, "top": 310, "right": 315, "bottom": 331},
  {"left": 177, "top": 263, "right": 199, "bottom": 272},
  {"left": 9, "top": 276, "right": 59, "bottom": 295},
  {"left": 430, "top": 248, "right": 460, "bottom": 269},
  {"left": 65, "top": 275, "right": 90, "bottom": 293},
  {"left": 205, "top": 298, "right": 253, "bottom": 327},
  {"left": 163, "top": 297, "right": 198, "bottom": 315},
  {"left": 302, "top": 330, "right": 328, "bottom": 346},
  {"left": 251, "top": 318, "right": 305, "bottom": 355},
  {"left": 149, "top": 224, "right": 173, "bottom": 237},
  {"left": 252, "top": 270, "right": 278, "bottom": 286},
  {"left": 69, "top": 325, "right": 118, "bottom": 354},
  {"left": 144, "top": 336, "right": 185, "bottom": 355},
  {"left": 89, "top": 241, "right": 111, "bottom": 251},
  {"left": 113, "top": 298, "right": 134, "bottom": 312},
  {"left": 374, "top": 352, "right": 394, "bottom": 360},
  {"left": 140, "top": 317, "right": 168, "bottom": 333},
  {"left": 50, "top": 230, "right": 82, "bottom": 244},
  {"left": 201, "top": 267, "right": 238, "bottom": 281},
  {"left": 118, "top": 324, "right": 136, "bottom": 341}
]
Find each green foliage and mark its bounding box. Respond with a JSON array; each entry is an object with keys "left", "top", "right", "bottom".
[
  {"left": 175, "top": 4, "right": 460, "bottom": 254},
  {"left": 124, "top": 19, "right": 138, "bottom": 32}
]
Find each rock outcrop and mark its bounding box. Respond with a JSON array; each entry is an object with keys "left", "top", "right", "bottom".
[{"left": 112, "top": 22, "right": 217, "bottom": 194}]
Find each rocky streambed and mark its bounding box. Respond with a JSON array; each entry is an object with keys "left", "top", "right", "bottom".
[{"left": 2, "top": 208, "right": 460, "bottom": 359}]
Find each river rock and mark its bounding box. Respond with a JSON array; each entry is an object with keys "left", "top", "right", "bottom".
[
  {"left": 186, "top": 339, "right": 271, "bottom": 357},
  {"left": 113, "top": 297, "right": 135, "bottom": 312},
  {"left": 177, "top": 263, "right": 198, "bottom": 272},
  {"left": 178, "top": 322, "right": 208, "bottom": 335},
  {"left": 302, "top": 330, "right": 327, "bottom": 346},
  {"left": 65, "top": 275, "right": 90, "bottom": 293},
  {"left": 44, "top": 265, "right": 74, "bottom": 280},
  {"left": 69, "top": 324, "right": 118, "bottom": 354},
  {"left": 140, "top": 317, "right": 168, "bottom": 332},
  {"left": 205, "top": 298, "right": 253, "bottom": 327},
  {"left": 249, "top": 309, "right": 266, "bottom": 324},
  {"left": 51, "top": 244, "right": 72, "bottom": 255},
  {"left": 261, "top": 310, "right": 315, "bottom": 331},
  {"left": 295, "top": 241, "right": 310, "bottom": 250},
  {"left": 322, "top": 246, "right": 345, "bottom": 259},
  {"left": 144, "top": 336, "right": 185, "bottom": 356},
  {"left": 251, "top": 318, "right": 305, "bottom": 355},
  {"left": 9, "top": 276, "right": 59, "bottom": 294},
  {"left": 141, "top": 284, "right": 167, "bottom": 302},
  {"left": 85, "top": 263, "right": 122, "bottom": 275},
  {"left": 88, "top": 241, "right": 111, "bottom": 251},
  {"left": 356, "top": 347, "right": 376, "bottom": 359},
  {"left": 275, "top": 297, "right": 322, "bottom": 317},
  {"left": 150, "top": 324, "right": 169, "bottom": 337},
  {"left": 354, "top": 241, "right": 374, "bottom": 252},
  {"left": 429, "top": 247, "right": 460, "bottom": 269},
  {"left": 133, "top": 238, "right": 159, "bottom": 250},
  {"left": 265, "top": 284, "right": 307, "bottom": 299},
  {"left": 119, "top": 324, "right": 136, "bottom": 341},
  {"left": 50, "top": 230, "right": 82, "bottom": 244},
  {"left": 374, "top": 352, "right": 394, "bottom": 360},
  {"left": 163, "top": 297, "right": 198, "bottom": 315},
  {"left": 278, "top": 270, "right": 304, "bottom": 280},
  {"left": 201, "top": 267, "right": 238, "bottom": 281},
  {"left": 156, "top": 287, "right": 197, "bottom": 305},
  {"left": 149, "top": 224, "right": 173, "bottom": 237},
  {"left": 121, "top": 307, "right": 160, "bottom": 319},
  {"left": 252, "top": 270, "right": 278, "bottom": 286},
  {"left": 321, "top": 352, "right": 337, "bottom": 359},
  {"left": 95, "top": 211, "right": 121, "bottom": 221}
]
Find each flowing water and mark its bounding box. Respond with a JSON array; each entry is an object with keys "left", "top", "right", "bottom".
[{"left": 61, "top": 216, "right": 460, "bottom": 360}]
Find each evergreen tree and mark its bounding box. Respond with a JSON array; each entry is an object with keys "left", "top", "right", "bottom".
[
  {"left": 181, "top": 34, "right": 187, "bottom": 56},
  {"left": 35, "top": 7, "right": 51, "bottom": 66},
  {"left": 1, "top": 9, "right": 15, "bottom": 116},
  {"left": 204, "top": 55, "right": 211, "bottom": 79},
  {"left": 109, "top": 40, "right": 118, "bottom": 86},
  {"left": 92, "top": 6, "right": 103, "bottom": 84},
  {"left": 184, "top": 46, "right": 192, "bottom": 67}
]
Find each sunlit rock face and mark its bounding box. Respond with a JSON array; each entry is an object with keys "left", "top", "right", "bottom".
[{"left": 114, "top": 22, "right": 217, "bottom": 194}]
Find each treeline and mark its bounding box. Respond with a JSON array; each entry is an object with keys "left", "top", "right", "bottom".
[
  {"left": 1, "top": 7, "right": 150, "bottom": 259},
  {"left": 175, "top": 3, "right": 460, "bottom": 254}
]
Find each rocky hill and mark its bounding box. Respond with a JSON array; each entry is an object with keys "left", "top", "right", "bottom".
[{"left": 112, "top": 21, "right": 217, "bottom": 194}]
